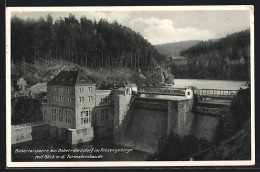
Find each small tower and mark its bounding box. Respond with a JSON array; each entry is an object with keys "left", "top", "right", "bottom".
[{"left": 185, "top": 86, "right": 194, "bottom": 99}]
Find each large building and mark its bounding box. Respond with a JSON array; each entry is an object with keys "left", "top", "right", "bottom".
[{"left": 43, "top": 69, "right": 114, "bottom": 144}]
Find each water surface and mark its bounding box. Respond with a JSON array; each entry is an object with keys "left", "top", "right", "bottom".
[{"left": 173, "top": 79, "right": 247, "bottom": 90}]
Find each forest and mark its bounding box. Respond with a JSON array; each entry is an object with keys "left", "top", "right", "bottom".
[
  {"left": 171, "top": 29, "right": 250, "bottom": 81},
  {"left": 11, "top": 14, "right": 168, "bottom": 73},
  {"left": 11, "top": 14, "right": 250, "bottom": 83}
]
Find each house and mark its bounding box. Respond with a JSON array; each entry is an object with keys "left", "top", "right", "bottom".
[{"left": 43, "top": 69, "right": 113, "bottom": 144}]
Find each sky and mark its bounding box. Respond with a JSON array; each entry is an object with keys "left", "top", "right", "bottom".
[{"left": 11, "top": 9, "right": 251, "bottom": 45}]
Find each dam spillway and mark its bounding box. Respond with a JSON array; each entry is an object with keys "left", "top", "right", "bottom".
[
  {"left": 122, "top": 97, "right": 169, "bottom": 153},
  {"left": 113, "top": 94, "right": 195, "bottom": 153},
  {"left": 123, "top": 107, "right": 168, "bottom": 153}
]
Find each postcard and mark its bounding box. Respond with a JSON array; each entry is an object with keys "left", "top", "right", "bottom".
[{"left": 6, "top": 5, "right": 255, "bottom": 167}]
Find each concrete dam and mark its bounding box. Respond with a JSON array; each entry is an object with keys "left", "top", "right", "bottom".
[
  {"left": 113, "top": 88, "right": 195, "bottom": 153},
  {"left": 113, "top": 87, "right": 232, "bottom": 153},
  {"left": 122, "top": 98, "right": 169, "bottom": 153}
]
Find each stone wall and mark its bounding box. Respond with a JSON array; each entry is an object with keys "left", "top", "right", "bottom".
[
  {"left": 92, "top": 104, "right": 114, "bottom": 139},
  {"left": 113, "top": 94, "right": 132, "bottom": 141},
  {"left": 191, "top": 114, "right": 220, "bottom": 141},
  {"left": 167, "top": 100, "right": 178, "bottom": 135},
  {"left": 94, "top": 125, "right": 113, "bottom": 139},
  {"left": 68, "top": 127, "right": 94, "bottom": 145},
  {"left": 167, "top": 99, "right": 194, "bottom": 137},
  {"left": 49, "top": 125, "right": 94, "bottom": 144},
  {"left": 11, "top": 123, "right": 50, "bottom": 144}
]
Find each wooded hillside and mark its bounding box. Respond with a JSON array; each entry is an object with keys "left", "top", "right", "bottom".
[
  {"left": 171, "top": 29, "right": 250, "bottom": 81},
  {"left": 154, "top": 40, "right": 201, "bottom": 57},
  {"left": 11, "top": 14, "right": 167, "bottom": 72}
]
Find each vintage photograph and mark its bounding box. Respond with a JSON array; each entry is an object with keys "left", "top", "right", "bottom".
[{"left": 6, "top": 6, "right": 254, "bottom": 167}]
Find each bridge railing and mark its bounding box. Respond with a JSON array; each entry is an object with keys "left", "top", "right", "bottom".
[
  {"left": 137, "top": 86, "right": 186, "bottom": 95},
  {"left": 194, "top": 89, "right": 238, "bottom": 97},
  {"left": 137, "top": 86, "right": 239, "bottom": 98}
]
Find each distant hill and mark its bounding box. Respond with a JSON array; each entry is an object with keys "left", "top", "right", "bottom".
[
  {"left": 154, "top": 40, "right": 201, "bottom": 57},
  {"left": 180, "top": 29, "right": 250, "bottom": 61},
  {"left": 170, "top": 29, "right": 250, "bottom": 81}
]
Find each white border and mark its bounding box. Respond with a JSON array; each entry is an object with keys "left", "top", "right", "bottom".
[{"left": 6, "top": 5, "right": 255, "bottom": 167}]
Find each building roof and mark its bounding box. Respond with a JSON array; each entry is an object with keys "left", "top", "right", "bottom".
[
  {"left": 95, "top": 90, "right": 112, "bottom": 95},
  {"left": 48, "top": 69, "right": 95, "bottom": 86}
]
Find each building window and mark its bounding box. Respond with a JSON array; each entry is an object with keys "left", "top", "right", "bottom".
[
  {"left": 88, "top": 96, "right": 93, "bottom": 102},
  {"left": 101, "top": 97, "right": 110, "bottom": 104},
  {"left": 88, "top": 87, "right": 92, "bottom": 92},
  {"left": 68, "top": 118, "right": 71, "bottom": 124},
  {"left": 59, "top": 115, "right": 64, "bottom": 122},
  {"left": 79, "top": 87, "right": 84, "bottom": 93},
  {"left": 79, "top": 97, "right": 84, "bottom": 102},
  {"left": 101, "top": 108, "right": 109, "bottom": 122},
  {"left": 65, "top": 111, "right": 68, "bottom": 123},
  {"left": 60, "top": 96, "right": 64, "bottom": 101},
  {"left": 52, "top": 95, "right": 54, "bottom": 101},
  {"left": 67, "top": 88, "right": 71, "bottom": 93},
  {"left": 58, "top": 109, "right": 63, "bottom": 122},
  {"left": 44, "top": 110, "right": 47, "bottom": 121},
  {"left": 57, "top": 87, "right": 63, "bottom": 92},
  {"left": 68, "top": 97, "right": 72, "bottom": 102},
  {"left": 80, "top": 109, "right": 91, "bottom": 124},
  {"left": 52, "top": 114, "right": 56, "bottom": 121}
]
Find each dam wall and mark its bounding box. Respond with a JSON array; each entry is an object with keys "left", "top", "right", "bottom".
[
  {"left": 191, "top": 114, "right": 220, "bottom": 141},
  {"left": 114, "top": 94, "right": 195, "bottom": 153},
  {"left": 167, "top": 98, "right": 195, "bottom": 137},
  {"left": 113, "top": 94, "right": 133, "bottom": 142}
]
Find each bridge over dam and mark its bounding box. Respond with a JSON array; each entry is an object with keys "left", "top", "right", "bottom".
[{"left": 113, "top": 86, "right": 238, "bottom": 153}]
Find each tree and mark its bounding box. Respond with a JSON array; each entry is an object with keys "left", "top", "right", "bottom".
[
  {"left": 17, "top": 78, "right": 27, "bottom": 91},
  {"left": 148, "top": 133, "right": 212, "bottom": 161},
  {"left": 12, "top": 97, "right": 42, "bottom": 124},
  {"left": 11, "top": 14, "right": 168, "bottom": 72},
  {"left": 229, "top": 83, "right": 251, "bottom": 133}
]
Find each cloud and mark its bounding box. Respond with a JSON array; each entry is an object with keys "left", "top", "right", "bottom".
[
  {"left": 130, "top": 17, "right": 216, "bottom": 44},
  {"left": 81, "top": 11, "right": 130, "bottom": 23}
]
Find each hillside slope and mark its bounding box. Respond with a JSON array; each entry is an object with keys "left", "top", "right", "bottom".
[
  {"left": 170, "top": 29, "right": 250, "bottom": 81},
  {"left": 11, "top": 57, "right": 173, "bottom": 94},
  {"left": 154, "top": 40, "right": 201, "bottom": 57},
  {"left": 11, "top": 14, "right": 167, "bottom": 73},
  {"left": 203, "top": 119, "right": 251, "bottom": 160}
]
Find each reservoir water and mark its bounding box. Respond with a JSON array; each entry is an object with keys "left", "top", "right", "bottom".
[{"left": 173, "top": 79, "right": 247, "bottom": 90}]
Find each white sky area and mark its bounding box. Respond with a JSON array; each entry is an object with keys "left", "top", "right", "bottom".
[{"left": 11, "top": 10, "right": 250, "bottom": 45}]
